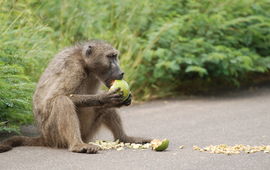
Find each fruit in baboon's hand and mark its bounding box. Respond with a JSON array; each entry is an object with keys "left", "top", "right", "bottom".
[{"left": 109, "top": 80, "right": 130, "bottom": 101}]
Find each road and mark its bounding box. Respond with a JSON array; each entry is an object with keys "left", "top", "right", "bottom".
[{"left": 0, "top": 86, "right": 270, "bottom": 170}]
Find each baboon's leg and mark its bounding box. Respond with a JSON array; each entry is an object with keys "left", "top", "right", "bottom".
[
  {"left": 77, "top": 108, "right": 104, "bottom": 143},
  {"left": 45, "top": 96, "right": 99, "bottom": 153},
  {"left": 101, "top": 109, "right": 152, "bottom": 144}
]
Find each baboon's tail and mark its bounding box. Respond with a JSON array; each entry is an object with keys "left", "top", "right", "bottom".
[{"left": 0, "top": 136, "right": 45, "bottom": 153}]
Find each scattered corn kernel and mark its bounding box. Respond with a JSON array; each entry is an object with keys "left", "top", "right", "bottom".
[
  {"left": 88, "top": 140, "right": 153, "bottom": 151},
  {"left": 179, "top": 145, "right": 184, "bottom": 149},
  {"left": 193, "top": 145, "right": 200, "bottom": 150},
  {"left": 117, "top": 147, "right": 124, "bottom": 151},
  {"left": 194, "top": 144, "right": 270, "bottom": 155}
]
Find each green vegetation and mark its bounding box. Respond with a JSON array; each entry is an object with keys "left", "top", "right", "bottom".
[
  {"left": 0, "top": 63, "right": 34, "bottom": 134},
  {"left": 0, "top": 0, "right": 54, "bottom": 133},
  {"left": 1, "top": 0, "right": 270, "bottom": 132}
]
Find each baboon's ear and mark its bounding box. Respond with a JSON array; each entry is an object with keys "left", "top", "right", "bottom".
[{"left": 86, "top": 45, "right": 92, "bottom": 58}]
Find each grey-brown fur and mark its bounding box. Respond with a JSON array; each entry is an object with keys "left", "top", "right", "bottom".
[{"left": 0, "top": 40, "right": 151, "bottom": 154}]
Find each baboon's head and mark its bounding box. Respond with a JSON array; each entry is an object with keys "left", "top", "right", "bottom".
[{"left": 82, "top": 40, "right": 124, "bottom": 88}]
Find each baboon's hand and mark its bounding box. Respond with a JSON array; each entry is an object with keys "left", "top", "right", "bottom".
[
  {"left": 101, "top": 87, "right": 125, "bottom": 106},
  {"left": 123, "top": 91, "right": 132, "bottom": 106}
]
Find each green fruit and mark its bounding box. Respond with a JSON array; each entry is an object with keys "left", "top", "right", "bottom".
[
  {"left": 151, "top": 138, "right": 169, "bottom": 151},
  {"left": 155, "top": 139, "right": 169, "bottom": 151},
  {"left": 109, "top": 80, "right": 130, "bottom": 101}
]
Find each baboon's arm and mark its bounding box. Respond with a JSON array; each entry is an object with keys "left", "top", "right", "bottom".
[{"left": 68, "top": 87, "right": 125, "bottom": 108}]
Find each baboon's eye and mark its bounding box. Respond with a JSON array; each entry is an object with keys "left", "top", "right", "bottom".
[{"left": 108, "top": 54, "right": 117, "bottom": 58}]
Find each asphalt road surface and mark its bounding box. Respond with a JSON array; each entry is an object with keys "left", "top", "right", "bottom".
[{"left": 0, "top": 86, "right": 270, "bottom": 170}]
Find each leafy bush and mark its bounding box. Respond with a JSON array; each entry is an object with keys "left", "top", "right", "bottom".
[
  {"left": 0, "top": 0, "right": 54, "bottom": 133},
  {"left": 142, "top": 0, "right": 270, "bottom": 88},
  {"left": 0, "top": 62, "right": 35, "bottom": 134}
]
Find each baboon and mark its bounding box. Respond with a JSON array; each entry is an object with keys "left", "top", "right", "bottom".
[{"left": 0, "top": 40, "right": 151, "bottom": 154}]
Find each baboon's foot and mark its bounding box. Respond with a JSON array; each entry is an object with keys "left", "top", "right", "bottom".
[
  {"left": 120, "top": 136, "right": 152, "bottom": 144},
  {"left": 70, "top": 143, "right": 99, "bottom": 154}
]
